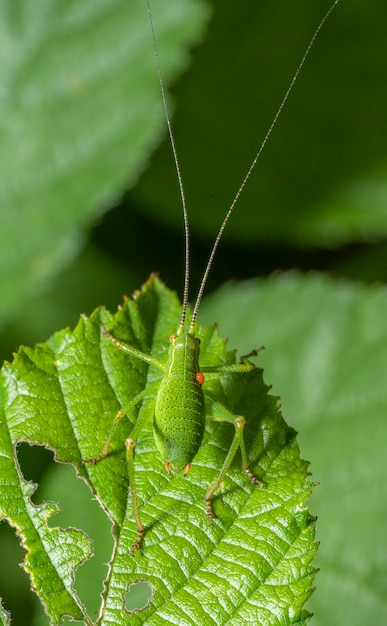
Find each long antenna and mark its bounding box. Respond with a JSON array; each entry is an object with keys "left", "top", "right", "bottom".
[
  {"left": 189, "top": 0, "right": 341, "bottom": 331},
  {"left": 146, "top": 0, "right": 190, "bottom": 333}
]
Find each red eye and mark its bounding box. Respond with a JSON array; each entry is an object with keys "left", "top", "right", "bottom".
[{"left": 196, "top": 372, "right": 205, "bottom": 385}]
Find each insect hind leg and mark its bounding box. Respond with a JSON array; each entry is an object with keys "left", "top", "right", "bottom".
[{"left": 204, "top": 401, "right": 265, "bottom": 523}]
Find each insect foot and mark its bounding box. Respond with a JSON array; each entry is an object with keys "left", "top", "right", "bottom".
[
  {"left": 204, "top": 464, "right": 265, "bottom": 525},
  {"left": 243, "top": 467, "right": 266, "bottom": 489},
  {"left": 83, "top": 446, "right": 110, "bottom": 466},
  {"left": 240, "top": 346, "right": 265, "bottom": 364},
  {"left": 204, "top": 490, "right": 216, "bottom": 525},
  {"left": 83, "top": 409, "right": 125, "bottom": 465},
  {"left": 131, "top": 527, "right": 145, "bottom": 556}
]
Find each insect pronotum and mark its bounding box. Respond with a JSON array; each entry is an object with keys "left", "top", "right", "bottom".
[{"left": 87, "top": 0, "right": 341, "bottom": 553}]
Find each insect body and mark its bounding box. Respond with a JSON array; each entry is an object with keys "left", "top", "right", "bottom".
[
  {"left": 88, "top": 0, "right": 341, "bottom": 553},
  {"left": 154, "top": 332, "right": 205, "bottom": 471},
  {"left": 95, "top": 310, "right": 261, "bottom": 553}
]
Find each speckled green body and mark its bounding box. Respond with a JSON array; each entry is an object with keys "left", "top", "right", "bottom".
[{"left": 154, "top": 332, "right": 206, "bottom": 470}]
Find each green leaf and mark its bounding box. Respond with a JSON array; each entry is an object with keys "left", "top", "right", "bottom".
[
  {"left": 201, "top": 273, "right": 387, "bottom": 626},
  {"left": 0, "top": 276, "right": 316, "bottom": 624},
  {"left": 0, "top": 0, "right": 209, "bottom": 325},
  {"left": 131, "top": 0, "right": 387, "bottom": 247},
  {"left": 0, "top": 601, "right": 10, "bottom": 626}
]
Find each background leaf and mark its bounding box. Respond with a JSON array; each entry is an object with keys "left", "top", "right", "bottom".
[
  {"left": 0, "top": 0, "right": 209, "bottom": 326},
  {"left": 0, "top": 601, "right": 10, "bottom": 626},
  {"left": 201, "top": 273, "right": 387, "bottom": 626},
  {"left": 130, "top": 0, "right": 387, "bottom": 247},
  {"left": 1, "top": 0, "right": 387, "bottom": 360}
]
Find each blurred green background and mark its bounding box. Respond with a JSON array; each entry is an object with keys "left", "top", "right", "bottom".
[{"left": 0, "top": 0, "right": 386, "bottom": 624}]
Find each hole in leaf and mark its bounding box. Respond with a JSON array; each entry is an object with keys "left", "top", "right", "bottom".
[
  {"left": 0, "top": 521, "right": 36, "bottom": 625},
  {"left": 16, "top": 440, "right": 53, "bottom": 485},
  {"left": 15, "top": 442, "right": 113, "bottom": 621},
  {"left": 125, "top": 580, "right": 153, "bottom": 612},
  {"left": 0, "top": 444, "right": 54, "bottom": 624}
]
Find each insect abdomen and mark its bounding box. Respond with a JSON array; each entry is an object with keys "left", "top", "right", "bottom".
[{"left": 153, "top": 333, "right": 206, "bottom": 470}]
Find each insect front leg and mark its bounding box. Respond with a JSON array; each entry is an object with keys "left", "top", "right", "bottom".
[
  {"left": 200, "top": 346, "right": 264, "bottom": 377},
  {"left": 84, "top": 327, "right": 165, "bottom": 463},
  {"left": 102, "top": 326, "right": 165, "bottom": 370},
  {"left": 201, "top": 361, "right": 255, "bottom": 376},
  {"left": 204, "top": 401, "right": 265, "bottom": 523},
  {"left": 85, "top": 388, "right": 148, "bottom": 464}
]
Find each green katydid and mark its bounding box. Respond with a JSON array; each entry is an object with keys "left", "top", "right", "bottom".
[{"left": 87, "top": 0, "right": 341, "bottom": 554}]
